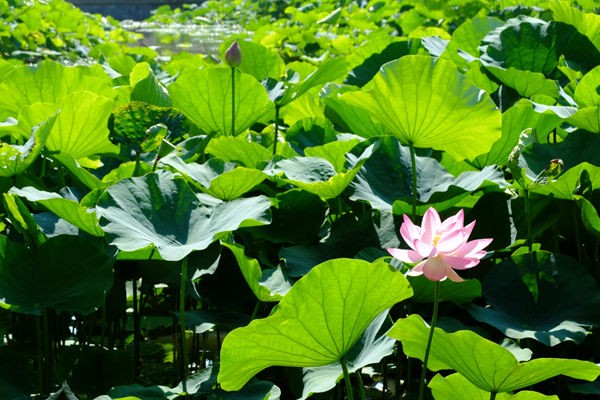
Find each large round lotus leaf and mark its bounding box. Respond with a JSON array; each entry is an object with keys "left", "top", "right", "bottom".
[
  {"left": 129, "top": 62, "right": 171, "bottom": 107},
  {"left": 160, "top": 156, "right": 267, "bottom": 201},
  {"left": 481, "top": 16, "right": 600, "bottom": 74},
  {"left": 549, "top": 2, "right": 600, "bottom": 56},
  {"left": 444, "top": 16, "right": 504, "bottom": 70},
  {"left": 223, "top": 40, "right": 285, "bottom": 82},
  {"left": 574, "top": 65, "right": 600, "bottom": 107},
  {"left": 339, "top": 55, "right": 501, "bottom": 160},
  {"left": 0, "top": 235, "right": 113, "bottom": 315},
  {"left": 350, "top": 136, "right": 505, "bottom": 212},
  {"left": 429, "top": 373, "right": 559, "bottom": 400},
  {"left": 218, "top": 258, "right": 413, "bottom": 391},
  {"left": 96, "top": 170, "right": 271, "bottom": 261},
  {"left": 481, "top": 16, "right": 558, "bottom": 75},
  {"left": 300, "top": 310, "right": 396, "bottom": 399},
  {"left": 0, "top": 59, "right": 116, "bottom": 117},
  {"left": 389, "top": 314, "right": 600, "bottom": 393},
  {"left": 169, "top": 67, "right": 270, "bottom": 136}
]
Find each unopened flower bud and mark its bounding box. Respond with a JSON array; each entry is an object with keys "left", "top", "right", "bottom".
[{"left": 225, "top": 41, "right": 242, "bottom": 67}]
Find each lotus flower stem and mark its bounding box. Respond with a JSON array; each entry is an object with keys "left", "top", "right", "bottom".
[
  {"left": 341, "top": 358, "right": 354, "bottom": 400},
  {"left": 524, "top": 189, "right": 533, "bottom": 252},
  {"left": 179, "top": 257, "right": 189, "bottom": 394},
  {"left": 409, "top": 145, "right": 418, "bottom": 219},
  {"left": 231, "top": 67, "right": 236, "bottom": 136},
  {"left": 273, "top": 104, "right": 280, "bottom": 156},
  {"left": 132, "top": 278, "right": 141, "bottom": 379},
  {"left": 355, "top": 369, "right": 367, "bottom": 400},
  {"left": 250, "top": 300, "right": 261, "bottom": 320},
  {"left": 35, "top": 316, "right": 44, "bottom": 393},
  {"left": 418, "top": 280, "right": 440, "bottom": 400}
]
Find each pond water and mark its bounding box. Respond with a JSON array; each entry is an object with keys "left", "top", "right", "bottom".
[{"left": 121, "top": 20, "right": 245, "bottom": 60}]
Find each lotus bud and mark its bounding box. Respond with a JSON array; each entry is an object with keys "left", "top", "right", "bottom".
[{"left": 225, "top": 40, "right": 242, "bottom": 68}]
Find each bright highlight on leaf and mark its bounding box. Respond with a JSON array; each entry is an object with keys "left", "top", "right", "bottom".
[
  {"left": 389, "top": 314, "right": 600, "bottom": 393},
  {"left": 169, "top": 67, "right": 270, "bottom": 136},
  {"left": 218, "top": 258, "right": 413, "bottom": 391},
  {"left": 339, "top": 55, "right": 502, "bottom": 160}
]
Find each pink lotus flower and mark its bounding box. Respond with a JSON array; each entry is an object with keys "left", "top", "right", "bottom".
[{"left": 388, "top": 208, "right": 492, "bottom": 282}]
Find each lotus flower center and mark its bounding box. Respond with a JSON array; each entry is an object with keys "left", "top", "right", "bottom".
[{"left": 433, "top": 234, "right": 441, "bottom": 246}]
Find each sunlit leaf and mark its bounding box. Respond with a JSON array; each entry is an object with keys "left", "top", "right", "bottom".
[
  {"left": 0, "top": 60, "right": 116, "bottom": 117},
  {"left": 160, "top": 156, "right": 267, "bottom": 201},
  {"left": 227, "top": 40, "right": 285, "bottom": 81},
  {"left": 340, "top": 55, "right": 501, "bottom": 160},
  {"left": 550, "top": 1, "right": 600, "bottom": 54},
  {"left": 301, "top": 310, "right": 395, "bottom": 399},
  {"left": 0, "top": 113, "right": 56, "bottom": 177},
  {"left": 9, "top": 186, "right": 103, "bottom": 237},
  {"left": 169, "top": 67, "right": 270, "bottom": 136},
  {"left": 429, "top": 373, "right": 559, "bottom": 400},
  {"left": 389, "top": 314, "right": 600, "bottom": 393},
  {"left": 205, "top": 135, "right": 272, "bottom": 169},
  {"left": 218, "top": 258, "right": 413, "bottom": 390},
  {"left": 130, "top": 62, "right": 171, "bottom": 107},
  {"left": 45, "top": 91, "right": 118, "bottom": 159}
]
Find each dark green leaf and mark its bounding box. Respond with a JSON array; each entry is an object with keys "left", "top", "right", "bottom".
[
  {"left": 469, "top": 251, "right": 600, "bottom": 346},
  {"left": 0, "top": 235, "right": 113, "bottom": 315}
]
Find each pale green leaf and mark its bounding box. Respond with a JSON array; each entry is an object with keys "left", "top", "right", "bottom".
[
  {"left": 170, "top": 67, "right": 270, "bottom": 136},
  {"left": 340, "top": 55, "right": 501, "bottom": 160},
  {"left": 388, "top": 314, "right": 600, "bottom": 393},
  {"left": 9, "top": 186, "right": 103, "bottom": 237},
  {"left": 429, "top": 373, "right": 559, "bottom": 400},
  {"left": 46, "top": 91, "right": 119, "bottom": 159},
  {"left": 218, "top": 258, "right": 413, "bottom": 390}
]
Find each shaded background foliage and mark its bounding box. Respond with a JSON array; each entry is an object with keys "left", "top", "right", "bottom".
[{"left": 1, "top": 0, "right": 600, "bottom": 399}]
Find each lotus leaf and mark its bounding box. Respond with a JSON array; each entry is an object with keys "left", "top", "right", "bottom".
[
  {"left": 218, "top": 258, "right": 413, "bottom": 390},
  {"left": 0, "top": 235, "right": 113, "bottom": 315},
  {"left": 96, "top": 170, "right": 272, "bottom": 261},
  {"left": 340, "top": 55, "right": 501, "bottom": 160},
  {"left": 469, "top": 251, "right": 600, "bottom": 346},
  {"left": 389, "top": 314, "right": 600, "bottom": 393},
  {"left": 169, "top": 67, "right": 270, "bottom": 136}
]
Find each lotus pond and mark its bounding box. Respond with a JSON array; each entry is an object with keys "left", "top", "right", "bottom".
[{"left": 2, "top": 0, "right": 600, "bottom": 399}]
